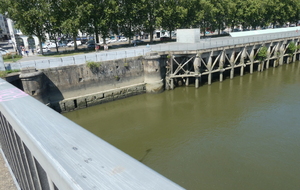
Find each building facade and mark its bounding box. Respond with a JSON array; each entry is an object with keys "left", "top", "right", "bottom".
[
  {"left": 6, "top": 18, "right": 39, "bottom": 52},
  {"left": 0, "top": 14, "right": 9, "bottom": 41}
]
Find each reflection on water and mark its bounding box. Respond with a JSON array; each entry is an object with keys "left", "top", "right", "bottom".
[{"left": 64, "top": 62, "right": 300, "bottom": 190}]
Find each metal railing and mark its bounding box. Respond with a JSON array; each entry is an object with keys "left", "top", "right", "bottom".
[
  {"left": 4, "top": 48, "right": 151, "bottom": 71},
  {"left": 0, "top": 79, "right": 185, "bottom": 190}
]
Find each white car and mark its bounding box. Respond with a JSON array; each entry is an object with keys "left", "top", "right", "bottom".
[
  {"left": 0, "top": 48, "right": 9, "bottom": 56},
  {"left": 118, "top": 37, "right": 127, "bottom": 42},
  {"left": 109, "top": 39, "right": 117, "bottom": 43},
  {"left": 46, "top": 42, "right": 60, "bottom": 48},
  {"left": 67, "top": 41, "right": 82, "bottom": 47},
  {"left": 37, "top": 47, "right": 50, "bottom": 54}
]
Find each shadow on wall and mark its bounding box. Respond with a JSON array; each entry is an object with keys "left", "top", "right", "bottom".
[{"left": 43, "top": 74, "right": 64, "bottom": 112}]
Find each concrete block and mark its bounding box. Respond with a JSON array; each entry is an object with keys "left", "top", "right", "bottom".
[
  {"left": 61, "top": 57, "right": 75, "bottom": 66},
  {"left": 96, "top": 53, "right": 106, "bottom": 62},
  {"left": 105, "top": 52, "right": 116, "bottom": 61},
  {"left": 85, "top": 54, "right": 97, "bottom": 62},
  {"left": 115, "top": 51, "right": 126, "bottom": 59},
  {"left": 19, "top": 61, "right": 36, "bottom": 69},
  {"left": 177, "top": 28, "right": 200, "bottom": 43},
  {"left": 7, "top": 62, "right": 21, "bottom": 70},
  {"left": 74, "top": 55, "right": 86, "bottom": 65},
  {"left": 35, "top": 60, "right": 50, "bottom": 69},
  {"left": 49, "top": 58, "right": 63, "bottom": 68}
]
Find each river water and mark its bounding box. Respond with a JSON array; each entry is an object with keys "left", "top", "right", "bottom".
[{"left": 63, "top": 62, "right": 300, "bottom": 190}]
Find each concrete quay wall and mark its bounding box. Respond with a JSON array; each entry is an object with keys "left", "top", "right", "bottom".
[{"left": 17, "top": 53, "right": 164, "bottom": 113}]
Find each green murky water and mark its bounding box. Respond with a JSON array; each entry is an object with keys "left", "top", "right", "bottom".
[{"left": 64, "top": 62, "right": 300, "bottom": 190}]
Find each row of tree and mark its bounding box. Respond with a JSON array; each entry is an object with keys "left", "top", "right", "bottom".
[{"left": 0, "top": 0, "right": 299, "bottom": 52}]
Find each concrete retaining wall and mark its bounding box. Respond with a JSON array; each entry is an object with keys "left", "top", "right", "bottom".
[
  {"left": 42, "top": 56, "right": 146, "bottom": 112},
  {"left": 18, "top": 54, "right": 165, "bottom": 113}
]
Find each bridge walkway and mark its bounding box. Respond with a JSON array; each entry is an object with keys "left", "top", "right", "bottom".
[{"left": 0, "top": 151, "right": 18, "bottom": 190}]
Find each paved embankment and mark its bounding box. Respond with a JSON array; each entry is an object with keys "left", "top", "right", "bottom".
[{"left": 0, "top": 151, "right": 17, "bottom": 190}]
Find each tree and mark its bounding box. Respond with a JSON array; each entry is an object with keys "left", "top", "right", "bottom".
[
  {"left": 141, "top": 0, "right": 161, "bottom": 43},
  {"left": 78, "top": 0, "right": 118, "bottom": 44},
  {"left": 60, "top": 0, "right": 83, "bottom": 50},
  {"left": 196, "top": 0, "right": 216, "bottom": 36},
  {"left": 158, "top": 0, "right": 188, "bottom": 39},
  {"left": 0, "top": 0, "right": 50, "bottom": 55},
  {"left": 117, "top": 0, "right": 145, "bottom": 44},
  {"left": 210, "top": 0, "right": 231, "bottom": 34},
  {"left": 45, "top": 0, "right": 65, "bottom": 53}
]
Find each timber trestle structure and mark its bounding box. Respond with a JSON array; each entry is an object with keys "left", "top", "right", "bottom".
[{"left": 162, "top": 37, "right": 300, "bottom": 90}]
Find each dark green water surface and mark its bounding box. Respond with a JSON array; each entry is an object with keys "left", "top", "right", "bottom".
[{"left": 63, "top": 62, "right": 300, "bottom": 190}]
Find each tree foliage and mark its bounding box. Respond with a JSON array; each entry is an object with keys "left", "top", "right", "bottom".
[
  {"left": 0, "top": 0, "right": 299, "bottom": 46},
  {"left": 0, "top": 0, "right": 50, "bottom": 54}
]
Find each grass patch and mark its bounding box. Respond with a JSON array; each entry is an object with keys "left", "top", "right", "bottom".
[
  {"left": 86, "top": 61, "right": 102, "bottom": 73},
  {"left": 42, "top": 49, "right": 95, "bottom": 57},
  {"left": 3, "top": 53, "right": 23, "bottom": 62},
  {"left": 0, "top": 69, "right": 20, "bottom": 78}
]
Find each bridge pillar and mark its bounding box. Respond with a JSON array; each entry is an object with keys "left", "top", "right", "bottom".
[
  {"left": 240, "top": 64, "right": 244, "bottom": 76},
  {"left": 249, "top": 47, "right": 255, "bottom": 74},
  {"left": 144, "top": 52, "right": 164, "bottom": 93},
  {"left": 207, "top": 51, "right": 213, "bottom": 85},
  {"left": 240, "top": 48, "right": 246, "bottom": 76},
  {"left": 195, "top": 77, "right": 200, "bottom": 88},
  {"left": 219, "top": 70, "right": 224, "bottom": 82},
  {"left": 294, "top": 39, "right": 299, "bottom": 62},
  {"left": 274, "top": 43, "right": 280, "bottom": 67},
  {"left": 279, "top": 42, "right": 285, "bottom": 65},
  {"left": 230, "top": 50, "right": 235, "bottom": 79},
  {"left": 193, "top": 54, "right": 201, "bottom": 88},
  {"left": 266, "top": 44, "right": 271, "bottom": 69},
  {"left": 185, "top": 77, "right": 189, "bottom": 86},
  {"left": 219, "top": 50, "right": 225, "bottom": 82},
  {"left": 19, "top": 67, "right": 47, "bottom": 103}
]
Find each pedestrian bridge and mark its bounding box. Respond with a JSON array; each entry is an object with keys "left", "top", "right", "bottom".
[{"left": 0, "top": 79, "right": 184, "bottom": 190}]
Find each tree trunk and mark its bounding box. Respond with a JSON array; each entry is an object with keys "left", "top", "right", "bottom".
[
  {"left": 149, "top": 32, "right": 153, "bottom": 43},
  {"left": 149, "top": 26, "right": 154, "bottom": 43},
  {"left": 54, "top": 38, "right": 59, "bottom": 53},
  {"left": 95, "top": 27, "right": 100, "bottom": 44},
  {"left": 73, "top": 35, "right": 77, "bottom": 50},
  {"left": 38, "top": 36, "right": 44, "bottom": 56}
]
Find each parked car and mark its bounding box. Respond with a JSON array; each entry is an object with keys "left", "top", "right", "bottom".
[
  {"left": 131, "top": 40, "right": 144, "bottom": 45},
  {"left": 109, "top": 39, "right": 117, "bottom": 43},
  {"left": 0, "top": 48, "right": 9, "bottom": 56},
  {"left": 86, "top": 40, "right": 95, "bottom": 45},
  {"left": 87, "top": 43, "right": 96, "bottom": 49},
  {"left": 81, "top": 39, "right": 88, "bottom": 44},
  {"left": 160, "top": 36, "right": 171, "bottom": 41},
  {"left": 59, "top": 42, "right": 67, "bottom": 47},
  {"left": 67, "top": 41, "right": 82, "bottom": 47},
  {"left": 233, "top": 28, "right": 241, "bottom": 32},
  {"left": 36, "top": 47, "right": 50, "bottom": 54},
  {"left": 46, "top": 42, "right": 60, "bottom": 48},
  {"left": 118, "top": 37, "right": 127, "bottom": 42}
]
